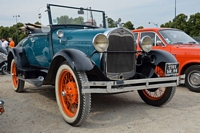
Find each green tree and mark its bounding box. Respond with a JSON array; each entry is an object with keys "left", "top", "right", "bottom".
[
  {"left": 107, "top": 18, "right": 117, "bottom": 28},
  {"left": 57, "top": 15, "right": 84, "bottom": 24},
  {"left": 187, "top": 12, "right": 200, "bottom": 36},
  {"left": 123, "top": 21, "right": 135, "bottom": 30},
  {"left": 136, "top": 26, "right": 144, "bottom": 29}
]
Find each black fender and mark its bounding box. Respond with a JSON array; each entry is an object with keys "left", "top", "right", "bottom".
[
  {"left": 149, "top": 49, "right": 177, "bottom": 65},
  {"left": 136, "top": 50, "right": 178, "bottom": 78},
  {"left": 148, "top": 50, "right": 178, "bottom": 77},
  {"left": 43, "top": 49, "right": 94, "bottom": 84},
  {"left": 7, "top": 47, "right": 30, "bottom": 72}
]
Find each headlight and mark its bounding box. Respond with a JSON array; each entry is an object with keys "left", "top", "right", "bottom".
[
  {"left": 93, "top": 34, "right": 109, "bottom": 52},
  {"left": 139, "top": 36, "right": 153, "bottom": 52},
  {"left": 57, "top": 30, "right": 64, "bottom": 38}
]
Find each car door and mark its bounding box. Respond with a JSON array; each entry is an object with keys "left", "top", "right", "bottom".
[{"left": 23, "top": 35, "right": 51, "bottom": 68}]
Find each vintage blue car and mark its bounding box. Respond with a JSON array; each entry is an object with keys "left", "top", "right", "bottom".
[{"left": 7, "top": 4, "right": 184, "bottom": 126}]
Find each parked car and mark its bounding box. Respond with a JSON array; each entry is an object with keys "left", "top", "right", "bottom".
[
  {"left": 133, "top": 28, "right": 200, "bottom": 92},
  {"left": 0, "top": 100, "right": 4, "bottom": 115},
  {"left": 7, "top": 4, "right": 184, "bottom": 126}
]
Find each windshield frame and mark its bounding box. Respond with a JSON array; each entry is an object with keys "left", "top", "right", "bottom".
[
  {"left": 46, "top": 4, "right": 107, "bottom": 28},
  {"left": 159, "top": 29, "right": 199, "bottom": 45}
]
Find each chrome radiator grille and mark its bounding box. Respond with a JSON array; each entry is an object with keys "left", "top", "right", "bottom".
[{"left": 106, "top": 28, "right": 136, "bottom": 80}]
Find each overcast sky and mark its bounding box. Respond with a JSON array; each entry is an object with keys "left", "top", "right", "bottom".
[{"left": 0, "top": 0, "right": 199, "bottom": 28}]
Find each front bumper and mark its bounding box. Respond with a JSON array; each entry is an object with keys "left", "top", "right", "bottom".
[
  {"left": 0, "top": 100, "right": 4, "bottom": 115},
  {"left": 82, "top": 75, "right": 185, "bottom": 93}
]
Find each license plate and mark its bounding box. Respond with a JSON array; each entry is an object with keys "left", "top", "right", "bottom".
[{"left": 165, "top": 63, "right": 179, "bottom": 76}]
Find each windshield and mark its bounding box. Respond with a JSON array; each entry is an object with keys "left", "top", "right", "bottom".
[
  {"left": 159, "top": 29, "right": 199, "bottom": 44},
  {"left": 45, "top": 4, "right": 106, "bottom": 28}
]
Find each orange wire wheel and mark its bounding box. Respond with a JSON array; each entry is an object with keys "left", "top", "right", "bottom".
[
  {"left": 55, "top": 63, "right": 91, "bottom": 126},
  {"left": 58, "top": 69, "right": 78, "bottom": 117},
  {"left": 138, "top": 63, "right": 176, "bottom": 106},
  {"left": 11, "top": 59, "right": 25, "bottom": 92},
  {"left": 11, "top": 60, "right": 18, "bottom": 88},
  {"left": 142, "top": 65, "right": 166, "bottom": 100}
]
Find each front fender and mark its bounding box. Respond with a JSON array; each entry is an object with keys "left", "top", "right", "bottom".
[
  {"left": 43, "top": 49, "right": 94, "bottom": 85},
  {"left": 149, "top": 50, "right": 178, "bottom": 65},
  {"left": 137, "top": 50, "right": 178, "bottom": 78},
  {"left": 53, "top": 49, "right": 94, "bottom": 70}
]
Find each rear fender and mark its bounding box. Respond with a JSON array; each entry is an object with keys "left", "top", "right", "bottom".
[{"left": 7, "top": 47, "right": 30, "bottom": 72}]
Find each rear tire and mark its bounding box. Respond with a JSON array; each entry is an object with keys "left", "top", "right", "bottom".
[
  {"left": 2, "top": 65, "right": 7, "bottom": 75},
  {"left": 138, "top": 63, "right": 176, "bottom": 106},
  {"left": 55, "top": 62, "right": 91, "bottom": 126},
  {"left": 185, "top": 65, "right": 200, "bottom": 92},
  {"left": 11, "top": 59, "right": 25, "bottom": 92}
]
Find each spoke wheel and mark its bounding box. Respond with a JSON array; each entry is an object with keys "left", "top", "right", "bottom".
[
  {"left": 11, "top": 59, "right": 25, "bottom": 92},
  {"left": 55, "top": 62, "right": 91, "bottom": 126},
  {"left": 59, "top": 70, "right": 78, "bottom": 117},
  {"left": 138, "top": 63, "right": 176, "bottom": 106}
]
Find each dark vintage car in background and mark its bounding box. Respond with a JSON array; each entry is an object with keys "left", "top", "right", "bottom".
[
  {"left": 133, "top": 28, "right": 200, "bottom": 92},
  {"left": 7, "top": 4, "right": 184, "bottom": 126}
]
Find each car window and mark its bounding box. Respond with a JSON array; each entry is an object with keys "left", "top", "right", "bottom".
[
  {"left": 155, "top": 35, "right": 164, "bottom": 46},
  {"left": 141, "top": 32, "right": 156, "bottom": 46},
  {"left": 159, "top": 29, "right": 199, "bottom": 44}
]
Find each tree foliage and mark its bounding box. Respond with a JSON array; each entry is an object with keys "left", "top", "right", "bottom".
[
  {"left": 0, "top": 23, "right": 27, "bottom": 45},
  {"left": 123, "top": 21, "right": 135, "bottom": 30},
  {"left": 57, "top": 15, "right": 84, "bottom": 25},
  {"left": 107, "top": 18, "right": 117, "bottom": 28},
  {"left": 136, "top": 26, "right": 144, "bottom": 29},
  {"left": 161, "top": 12, "right": 200, "bottom": 37},
  {"left": 1, "top": 11, "right": 200, "bottom": 45}
]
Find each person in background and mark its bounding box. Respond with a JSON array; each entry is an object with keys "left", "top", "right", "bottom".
[
  {"left": 1, "top": 38, "right": 8, "bottom": 52},
  {"left": 0, "top": 39, "right": 7, "bottom": 55},
  {"left": 8, "top": 38, "right": 15, "bottom": 48}
]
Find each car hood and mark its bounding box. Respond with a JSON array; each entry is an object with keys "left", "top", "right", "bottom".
[
  {"left": 171, "top": 44, "right": 200, "bottom": 48},
  {"left": 53, "top": 28, "right": 108, "bottom": 42}
]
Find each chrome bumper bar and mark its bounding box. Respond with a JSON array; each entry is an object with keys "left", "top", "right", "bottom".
[{"left": 82, "top": 75, "right": 185, "bottom": 93}]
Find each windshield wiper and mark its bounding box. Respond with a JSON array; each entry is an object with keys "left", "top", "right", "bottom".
[
  {"left": 188, "top": 41, "right": 196, "bottom": 44},
  {"left": 173, "top": 42, "right": 183, "bottom": 44}
]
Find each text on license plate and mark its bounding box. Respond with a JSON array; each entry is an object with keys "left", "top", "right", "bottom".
[{"left": 165, "top": 63, "right": 179, "bottom": 76}]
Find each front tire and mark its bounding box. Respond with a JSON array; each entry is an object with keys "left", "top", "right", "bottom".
[
  {"left": 55, "top": 62, "right": 91, "bottom": 126},
  {"left": 185, "top": 65, "right": 200, "bottom": 92},
  {"left": 138, "top": 63, "right": 176, "bottom": 106},
  {"left": 11, "top": 59, "right": 25, "bottom": 92}
]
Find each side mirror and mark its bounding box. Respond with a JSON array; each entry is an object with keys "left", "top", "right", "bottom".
[{"left": 156, "top": 40, "right": 163, "bottom": 46}]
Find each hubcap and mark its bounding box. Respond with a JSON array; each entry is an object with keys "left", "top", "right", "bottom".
[{"left": 189, "top": 72, "right": 200, "bottom": 86}]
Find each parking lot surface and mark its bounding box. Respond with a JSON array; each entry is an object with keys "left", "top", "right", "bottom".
[{"left": 0, "top": 74, "right": 200, "bottom": 133}]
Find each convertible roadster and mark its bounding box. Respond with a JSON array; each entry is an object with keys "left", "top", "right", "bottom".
[{"left": 7, "top": 4, "right": 184, "bottom": 126}]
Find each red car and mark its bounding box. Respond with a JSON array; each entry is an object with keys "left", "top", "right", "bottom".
[{"left": 133, "top": 28, "right": 200, "bottom": 92}]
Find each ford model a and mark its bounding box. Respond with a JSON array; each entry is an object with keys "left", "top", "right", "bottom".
[{"left": 7, "top": 4, "right": 184, "bottom": 126}]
